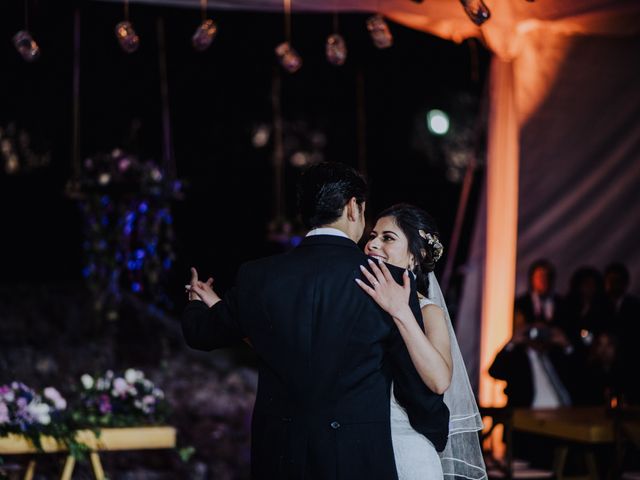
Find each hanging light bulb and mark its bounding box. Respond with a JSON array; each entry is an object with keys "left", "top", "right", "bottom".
[
  {"left": 326, "top": 34, "right": 347, "bottom": 66},
  {"left": 275, "top": 42, "right": 302, "bottom": 73},
  {"left": 115, "top": 21, "right": 139, "bottom": 53},
  {"left": 276, "top": 0, "right": 301, "bottom": 73},
  {"left": 460, "top": 0, "right": 491, "bottom": 26},
  {"left": 115, "top": 0, "right": 139, "bottom": 53},
  {"left": 366, "top": 14, "right": 393, "bottom": 49},
  {"left": 192, "top": 1, "right": 216, "bottom": 51},
  {"left": 192, "top": 19, "right": 217, "bottom": 51},
  {"left": 326, "top": 15, "right": 346, "bottom": 66},
  {"left": 13, "top": 30, "right": 40, "bottom": 62}
]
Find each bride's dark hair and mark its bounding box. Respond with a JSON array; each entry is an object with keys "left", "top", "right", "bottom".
[{"left": 376, "top": 203, "right": 442, "bottom": 297}]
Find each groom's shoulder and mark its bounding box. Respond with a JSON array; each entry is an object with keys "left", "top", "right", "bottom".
[
  {"left": 236, "top": 240, "right": 368, "bottom": 274},
  {"left": 237, "top": 252, "right": 286, "bottom": 273}
]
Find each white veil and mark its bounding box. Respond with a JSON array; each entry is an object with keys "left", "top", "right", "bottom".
[{"left": 427, "top": 272, "right": 487, "bottom": 479}]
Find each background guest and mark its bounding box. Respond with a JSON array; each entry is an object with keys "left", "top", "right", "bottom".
[
  {"left": 604, "top": 263, "right": 640, "bottom": 404},
  {"left": 575, "top": 331, "right": 623, "bottom": 406},
  {"left": 489, "top": 324, "right": 579, "bottom": 468},
  {"left": 559, "top": 266, "right": 611, "bottom": 352},
  {"left": 489, "top": 324, "right": 578, "bottom": 409},
  {"left": 514, "top": 259, "right": 564, "bottom": 330}
]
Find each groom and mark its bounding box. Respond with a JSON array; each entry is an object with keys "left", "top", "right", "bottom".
[{"left": 182, "top": 162, "right": 446, "bottom": 479}]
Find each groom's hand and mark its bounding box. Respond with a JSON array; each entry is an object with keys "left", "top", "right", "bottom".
[{"left": 186, "top": 267, "right": 221, "bottom": 307}]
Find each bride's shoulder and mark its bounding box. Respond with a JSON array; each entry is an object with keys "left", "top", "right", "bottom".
[
  {"left": 417, "top": 293, "right": 436, "bottom": 306},
  {"left": 418, "top": 293, "right": 440, "bottom": 309}
]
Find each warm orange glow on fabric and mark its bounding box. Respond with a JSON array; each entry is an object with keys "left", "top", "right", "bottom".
[{"left": 479, "top": 58, "right": 519, "bottom": 409}]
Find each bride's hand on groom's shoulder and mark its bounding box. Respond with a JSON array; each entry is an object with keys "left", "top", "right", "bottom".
[
  {"left": 186, "top": 267, "right": 221, "bottom": 307},
  {"left": 355, "top": 259, "right": 411, "bottom": 319}
]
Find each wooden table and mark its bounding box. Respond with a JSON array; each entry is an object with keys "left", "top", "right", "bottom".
[
  {"left": 0, "top": 426, "right": 176, "bottom": 480},
  {"left": 511, "top": 407, "right": 614, "bottom": 480}
]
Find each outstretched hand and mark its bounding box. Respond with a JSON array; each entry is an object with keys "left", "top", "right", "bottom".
[
  {"left": 186, "top": 267, "right": 221, "bottom": 308},
  {"left": 355, "top": 259, "right": 411, "bottom": 318}
]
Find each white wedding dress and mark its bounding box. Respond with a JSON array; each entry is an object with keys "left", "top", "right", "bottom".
[{"left": 390, "top": 296, "right": 444, "bottom": 480}]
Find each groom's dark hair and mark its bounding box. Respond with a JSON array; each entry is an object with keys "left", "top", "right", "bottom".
[{"left": 297, "top": 162, "right": 368, "bottom": 229}]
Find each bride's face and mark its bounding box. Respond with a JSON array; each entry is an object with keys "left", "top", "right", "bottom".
[{"left": 364, "top": 216, "right": 413, "bottom": 269}]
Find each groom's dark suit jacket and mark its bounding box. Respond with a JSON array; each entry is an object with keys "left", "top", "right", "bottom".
[{"left": 182, "top": 235, "right": 449, "bottom": 479}]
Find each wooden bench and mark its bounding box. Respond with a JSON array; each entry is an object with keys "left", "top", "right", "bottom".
[{"left": 0, "top": 426, "right": 176, "bottom": 480}]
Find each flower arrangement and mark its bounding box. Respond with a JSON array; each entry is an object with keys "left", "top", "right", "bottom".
[
  {"left": 73, "top": 369, "right": 169, "bottom": 428},
  {"left": 66, "top": 149, "right": 183, "bottom": 319},
  {"left": 0, "top": 382, "right": 83, "bottom": 456},
  {"left": 0, "top": 370, "right": 169, "bottom": 459}
]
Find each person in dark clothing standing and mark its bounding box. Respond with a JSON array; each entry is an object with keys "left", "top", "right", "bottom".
[
  {"left": 558, "top": 266, "right": 611, "bottom": 352},
  {"left": 604, "top": 263, "right": 640, "bottom": 404},
  {"left": 514, "top": 259, "right": 564, "bottom": 331}
]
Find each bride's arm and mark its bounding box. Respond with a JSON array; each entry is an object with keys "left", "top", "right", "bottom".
[
  {"left": 356, "top": 259, "right": 452, "bottom": 394},
  {"left": 392, "top": 304, "right": 452, "bottom": 395}
]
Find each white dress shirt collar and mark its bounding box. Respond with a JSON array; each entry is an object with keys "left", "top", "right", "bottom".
[{"left": 306, "top": 227, "right": 350, "bottom": 239}]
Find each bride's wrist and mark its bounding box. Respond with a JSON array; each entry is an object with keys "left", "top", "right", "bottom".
[{"left": 391, "top": 305, "right": 414, "bottom": 324}]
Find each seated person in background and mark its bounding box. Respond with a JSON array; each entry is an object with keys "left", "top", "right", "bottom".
[
  {"left": 489, "top": 324, "right": 579, "bottom": 468},
  {"left": 604, "top": 263, "right": 640, "bottom": 404},
  {"left": 558, "top": 266, "right": 611, "bottom": 352},
  {"left": 514, "top": 259, "right": 564, "bottom": 331},
  {"left": 489, "top": 323, "right": 578, "bottom": 409},
  {"left": 575, "top": 331, "right": 623, "bottom": 406}
]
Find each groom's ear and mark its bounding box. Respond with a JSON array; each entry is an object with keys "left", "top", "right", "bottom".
[{"left": 346, "top": 197, "right": 360, "bottom": 221}]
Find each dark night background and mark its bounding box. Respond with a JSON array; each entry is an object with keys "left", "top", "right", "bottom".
[{"left": 0, "top": 0, "right": 489, "bottom": 300}]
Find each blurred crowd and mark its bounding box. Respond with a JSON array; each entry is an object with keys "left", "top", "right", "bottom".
[{"left": 490, "top": 260, "right": 640, "bottom": 409}]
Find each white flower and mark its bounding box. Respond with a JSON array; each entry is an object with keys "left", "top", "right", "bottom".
[
  {"left": 44, "top": 387, "right": 67, "bottom": 410},
  {"left": 28, "top": 401, "right": 51, "bottom": 425},
  {"left": 113, "top": 377, "right": 128, "bottom": 395},
  {"left": 125, "top": 368, "right": 143, "bottom": 384},
  {"left": 96, "top": 378, "right": 108, "bottom": 391},
  {"left": 2, "top": 391, "right": 15, "bottom": 403},
  {"left": 125, "top": 369, "right": 136, "bottom": 384},
  {"left": 80, "top": 374, "right": 94, "bottom": 390}
]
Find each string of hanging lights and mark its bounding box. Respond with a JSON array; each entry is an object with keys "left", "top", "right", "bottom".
[{"left": 10, "top": 1, "right": 504, "bottom": 67}]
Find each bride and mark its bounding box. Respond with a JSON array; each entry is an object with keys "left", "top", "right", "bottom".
[
  {"left": 189, "top": 203, "right": 486, "bottom": 480},
  {"left": 357, "top": 204, "right": 485, "bottom": 480}
]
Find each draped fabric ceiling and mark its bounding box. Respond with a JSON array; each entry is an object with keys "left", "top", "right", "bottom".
[{"left": 118, "top": 0, "right": 640, "bottom": 407}]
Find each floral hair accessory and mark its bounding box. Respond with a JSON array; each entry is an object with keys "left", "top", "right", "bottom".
[{"left": 418, "top": 229, "right": 444, "bottom": 263}]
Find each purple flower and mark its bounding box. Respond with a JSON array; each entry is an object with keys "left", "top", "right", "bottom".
[
  {"left": 0, "top": 401, "right": 9, "bottom": 424},
  {"left": 99, "top": 394, "right": 112, "bottom": 414},
  {"left": 112, "top": 377, "right": 128, "bottom": 396}
]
